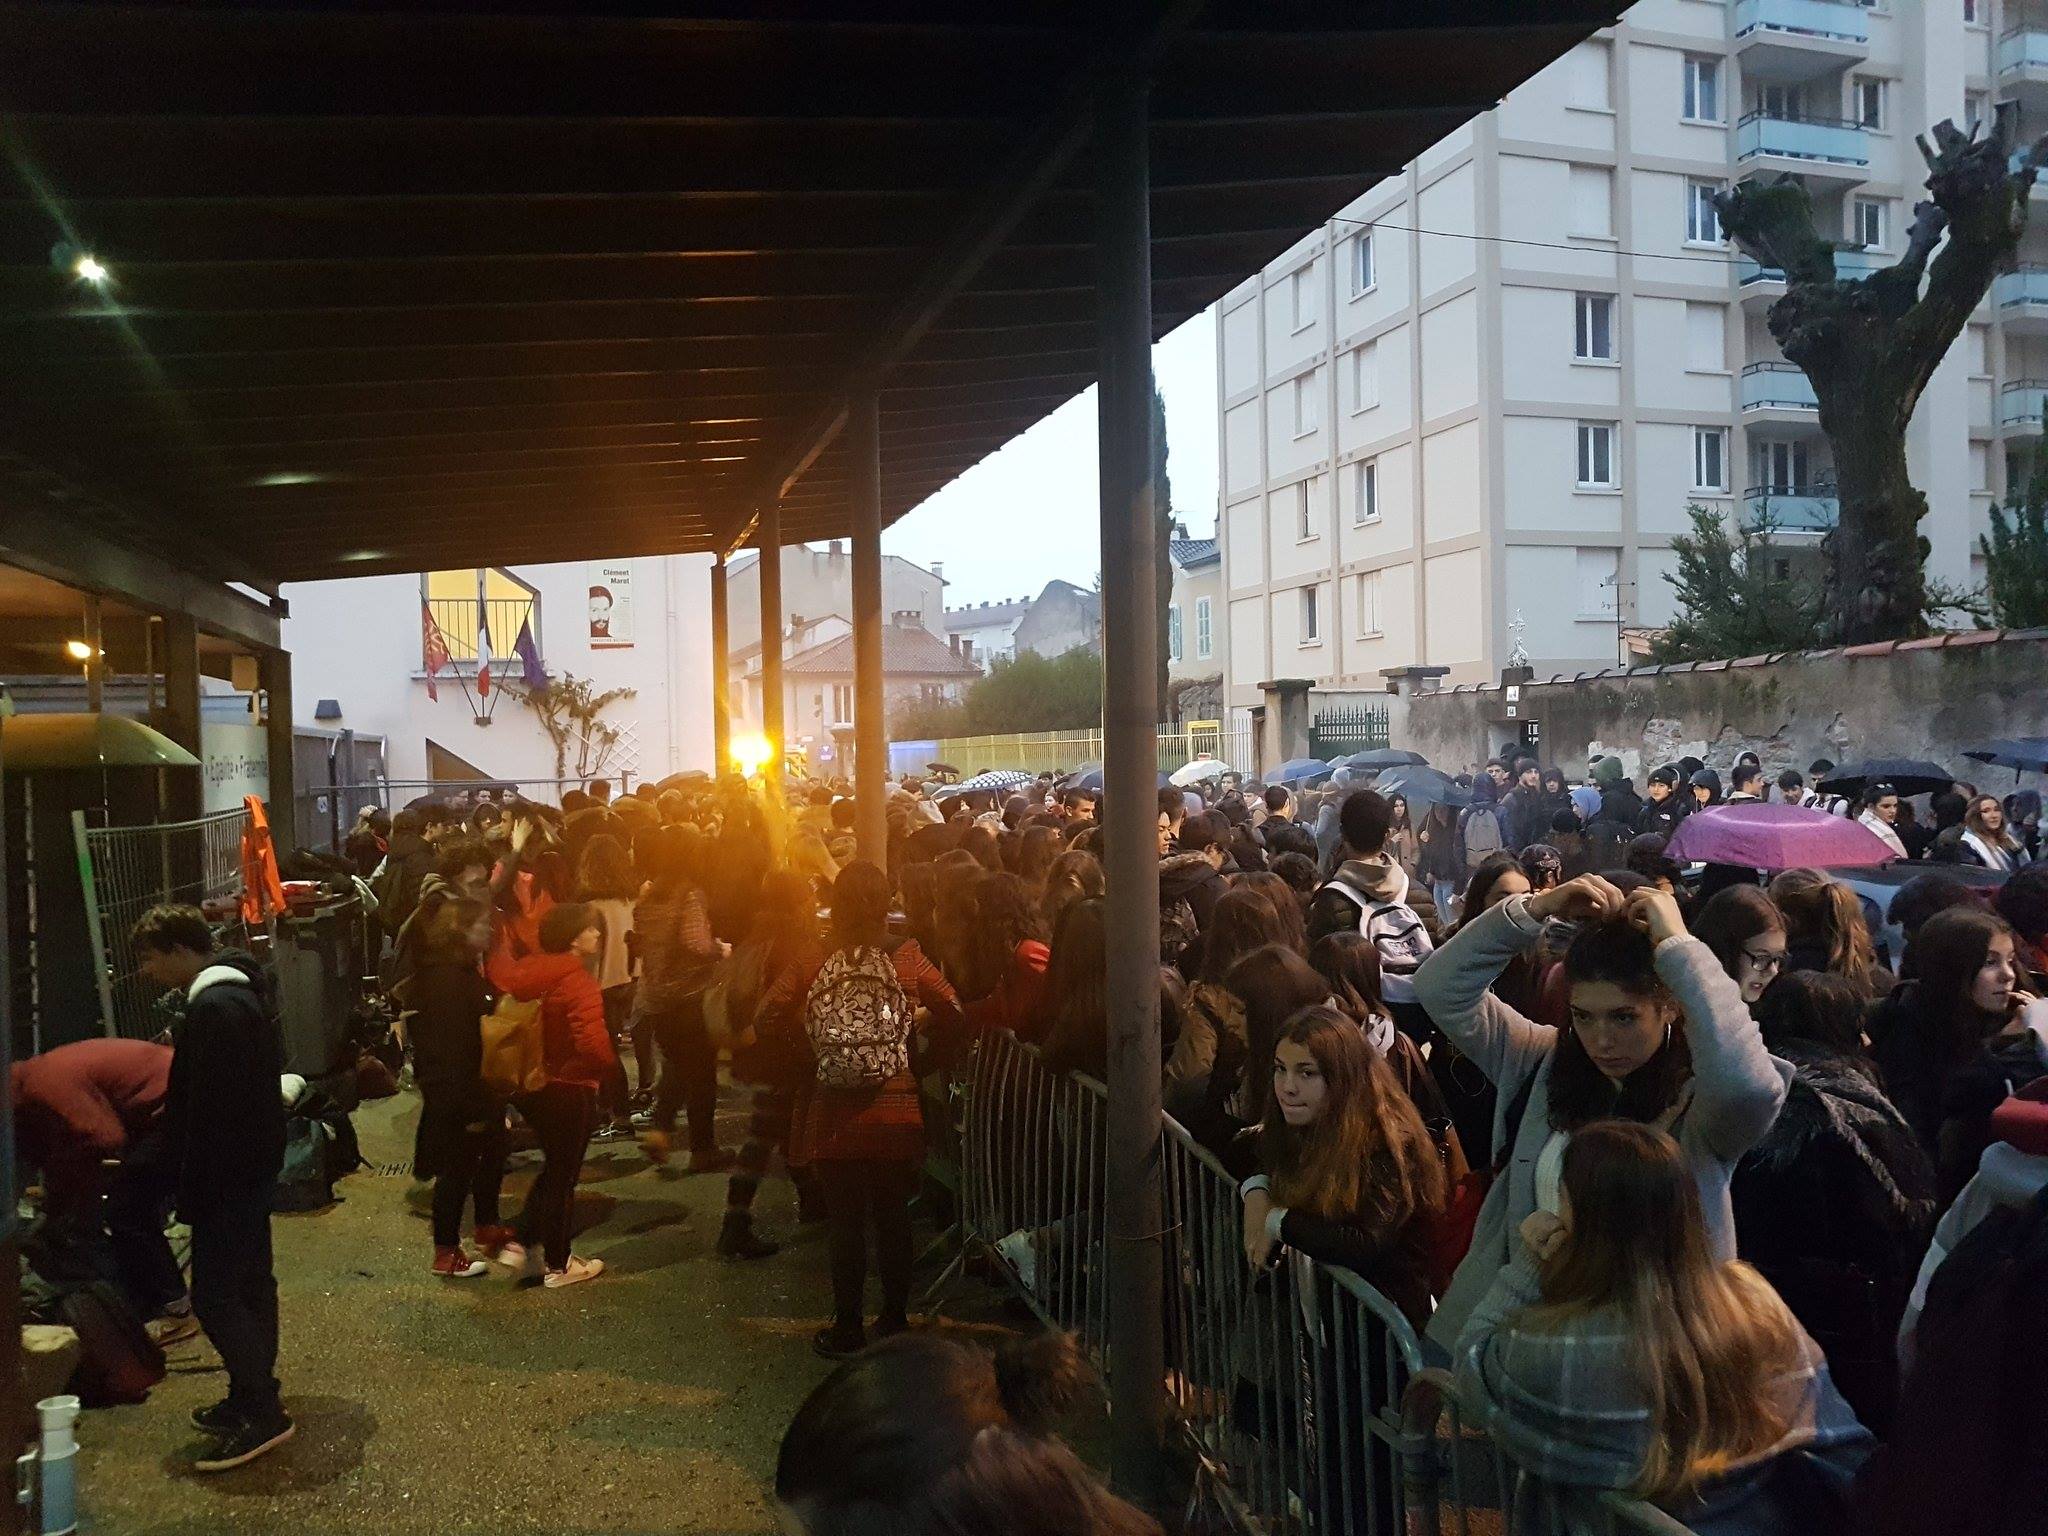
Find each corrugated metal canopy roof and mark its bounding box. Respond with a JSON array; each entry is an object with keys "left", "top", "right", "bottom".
[{"left": 0, "top": 1, "right": 1626, "bottom": 589}]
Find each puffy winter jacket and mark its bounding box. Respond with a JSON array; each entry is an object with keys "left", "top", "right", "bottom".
[{"left": 487, "top": 948, "right": 616, "bottom": 1089}]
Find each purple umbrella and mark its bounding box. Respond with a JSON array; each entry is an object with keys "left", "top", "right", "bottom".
[{"left": 1663, "top": 802, "right": 1898, "bottom": 871}]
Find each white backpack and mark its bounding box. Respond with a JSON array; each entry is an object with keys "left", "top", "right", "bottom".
[
  {"left": 804, "top": 946, "right": 912, "bottom": 1089},
  {"left": 1319, "top": 881, "right": 1435, "bottom": 1003}
]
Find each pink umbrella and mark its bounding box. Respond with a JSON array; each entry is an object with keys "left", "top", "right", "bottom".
[{"left": 1663, "top": 802, "right": 1898, "bottom": 871}]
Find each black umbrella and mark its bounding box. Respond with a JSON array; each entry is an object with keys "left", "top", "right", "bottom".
[
  {"left": 1372, "top": 764, "right": 1472, "bottom": 810},
  {"left": 1963, "top": 738, "right": 2048, "bottom": 775},
  {"left": 1817, "top": 758, "right": 1957, "bottom": 799},
  {"left": 1341, "top": 748, "right": 1429, "bottom": 769}
]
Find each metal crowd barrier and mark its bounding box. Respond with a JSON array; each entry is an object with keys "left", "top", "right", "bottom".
[
  {"left": 952, "top": 1028, "right": 1695, "bottom": 1536},
  {"left": 74, "top": 807, "right": 252, "bottom": 1039}
]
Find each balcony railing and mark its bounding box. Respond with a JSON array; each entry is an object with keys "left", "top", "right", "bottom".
[
  {"left": 1736, "top": 246, "right": 1883, "bottom": 286},
  {"left": 1732, "top": 0, "right": 1869, "bottom": 48},
  {"left": 1999, "top": 28, "right": 2048, "bottom": 77},
  {"left": 1736, "top": 110, "right": 1870, "bottom": 169},
  {"left": 1994, "top": 266, "right": 2048, "bottom": 310},
  {"left": 1741, "top": 360, "right": 1818, "bottom": 411},
  {"left": 1744, "top": 484, "right": 1839, "bottom": 532},
  {"left": 425, "top": 595, "right": 538, "bottom": 667},
  {"left": 2001, "top": 380, "right": 2048, "bottom": 429}
]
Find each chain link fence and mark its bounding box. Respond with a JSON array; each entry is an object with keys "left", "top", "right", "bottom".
[{"left": 72, "top": 807, "right": 250, "bottom": 1039}]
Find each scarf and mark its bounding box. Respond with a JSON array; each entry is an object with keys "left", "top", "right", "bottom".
[{"left": 1962, "top": 828, "right": 2015, "bottom": 872}]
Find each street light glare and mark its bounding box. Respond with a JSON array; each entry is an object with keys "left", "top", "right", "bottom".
[
  {"left": 64, "top": 639, "right": 95, "bottom": 661},
  {"left": 729, "top": 732, "right": 774, "bottom": 776},
  {"left": 72, "top": 254, "right": 109, "bottom": 284}
]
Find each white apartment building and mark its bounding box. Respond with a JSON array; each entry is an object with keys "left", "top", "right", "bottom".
[{"left": 1218, "top": 0, "right": 2024, "bottom": 704}]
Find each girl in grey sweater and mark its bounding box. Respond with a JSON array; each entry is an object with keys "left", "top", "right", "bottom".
[{"left": 1412, "top": 875, "right": 1789, "bottom": 1351}]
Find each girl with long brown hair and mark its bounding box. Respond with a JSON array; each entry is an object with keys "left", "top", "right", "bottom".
[
  {"left": 1411, "top": 873, "right": 1787, "bottom": 1352},
  {"left": 1162, "top": 888, "right": 1290, "bottom": 1106},
  {"left": 1457, "top": 1120, "right": 1871, "bottom": 1514},
  {"left": 1230, "top": 1005, "right": 1446, "bottom": 1327},
  {"left": 1768, "top": 867, "right": 1891, "bottom": 999}
]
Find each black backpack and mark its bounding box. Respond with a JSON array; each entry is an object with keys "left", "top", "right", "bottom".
[{"left": 58, "top": 1282, "right": 166, "bottom": 1406}]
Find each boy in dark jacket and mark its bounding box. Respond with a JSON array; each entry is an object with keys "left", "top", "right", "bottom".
[{"left": 132, "top": 905, "right": 290, "bottom": 1473}]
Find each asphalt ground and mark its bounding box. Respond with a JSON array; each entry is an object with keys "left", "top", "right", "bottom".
[{"left": 64, "top": 1081, "right": 1002, "bottom": 1536}]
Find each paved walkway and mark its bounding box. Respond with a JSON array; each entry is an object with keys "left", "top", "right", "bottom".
[{"left": 72, "top": 1086, "right": 852, "bottom": 1535}]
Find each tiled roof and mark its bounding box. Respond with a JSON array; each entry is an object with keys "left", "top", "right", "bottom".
[
  {"left": 945, "top": 598, "right": 1033, "bottom": 630},
  {"left": 1171, "top": 537, "right": 1218, "bottom": 568},
  {"left": 783, "top": 624, "right": 981, "bottom": 679}
]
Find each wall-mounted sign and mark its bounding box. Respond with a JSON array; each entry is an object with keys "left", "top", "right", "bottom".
[
  {"left": 588, "top": 562, "right": 635, "bottom": 649},
  {"left": 200, "top": 720, "right": 270, "bottom": 813}
]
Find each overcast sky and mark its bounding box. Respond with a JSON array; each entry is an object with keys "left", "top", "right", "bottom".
[{"left": 878, "top": 310, "right": 1219, "bottom": 608}]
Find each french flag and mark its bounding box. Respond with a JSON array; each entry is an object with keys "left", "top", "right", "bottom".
[{"left": 475, "top": 595, "right": 493, "bottom": 698}]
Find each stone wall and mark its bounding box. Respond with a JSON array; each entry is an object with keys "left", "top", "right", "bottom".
[{"left": 1392, "top": 630, "right": 2048, "bottom": 785}]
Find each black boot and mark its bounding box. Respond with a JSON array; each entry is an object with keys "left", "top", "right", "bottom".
[{"left": 717, "top": 1209, "right": 780, "bottom": 1261}]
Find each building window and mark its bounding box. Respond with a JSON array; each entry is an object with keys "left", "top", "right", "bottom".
[
  {"left": 1196, "top": 597, "right": 1213, "bottom": 659},
  {"left": 1963, "top": 0, "right": 1980, "bottom": 21},
  {"left": 1567, "top": 165, "right": 1613, "bottom": 238},
  {"left": 1292, "top": 372, "right": 1318, "bottom": 437},
  {"left": 1292, "top": 479, "right": 1314, "bottom": 541},
  {"left": 1168, "top": 604, "right": 1183, "bottom": 663},
  {"left": 1350, "top": 231, "right": 1375, "bottom": 296},
  {"left": 1966, "top": 91, "right": 1990, "bottom": 132},
  {"left": 1354, "top": 458, "right": 1380, "bottom": 525},
  {"left": 1759, "top": 438, "right": 1810, "bottom": 493},
  {"left": 1352, "top": 340, "right": 1379, "bottom": 411},
  {"left": 1576, "top": 548, "right": 1620, "bottom": 621},
  {"left": 1574, "top": 293, "right": 1616, "bottom": 361},
  {"left": 831, "top": 683, "right": 854, "bottom": 720},
  {"left": 1357, "top": 570, "right": 1383, "bottom": 638},
  {"left": 1299, "top": 585, "right": 1321, "bottom": 645},
  {"left": 421, "top": 566, "right": 541, "bottom": 670},
  {"left": 1290, "top": 265, "right": 1316, "bottom": 331},
  {"left": 1568, "top": 40, "right": 1611, "bottom": 112},
  {"left": 1693, "top": 427, "right": 1728, "bottom": 493},
  {"left": 1682, "top": 55, "right": 1721, "bottom": 124},
  {"left": 1759, "top": 83, "right": 1802, "bottom": 121},
  {"left": 1853, "top": 77, "right": 1885, "bottom": 132},
  {"left": 1853, "top": 196, "right": 1885, "bottom": 250},
  {"left": 1577, "top": 422, "right": 1617, "bottom": 489},
  {"left": 1686, "top": 180, "right": 1723, "bottom": 245}
]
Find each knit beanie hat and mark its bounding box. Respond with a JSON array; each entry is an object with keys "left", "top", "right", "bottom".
[{"left": 1591, "top": 756, "right": 1626, "bottom": 788}]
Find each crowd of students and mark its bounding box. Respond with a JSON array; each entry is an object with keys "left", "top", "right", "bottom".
[{"left": 66, "top": 749, "right": 2045, "bottom": 1522}]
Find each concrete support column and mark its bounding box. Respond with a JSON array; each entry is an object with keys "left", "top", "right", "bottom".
[
  {"left": 758, "top": 506, "right": 787, "bottom": 837},
  {"left": 849, "top": 389, "right": 888, "bottom": 866},
  {"left": 1096, "top": 72, "right": 1165, "bottom": 1504},
  {"left": 710, "top": 556, "right": 732, "bottom": 775},
  {"left": 259, "top": 648, "right": 295, "bottom": 854},
  {"left": 160, "top": 611, "right": 204, "bottom": 823},
  {"left": 82, "top": 594, "right": 104, "bottom": 714}
]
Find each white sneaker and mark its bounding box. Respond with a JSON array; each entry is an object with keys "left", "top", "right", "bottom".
[
  {"left": 543, "top": 1255, "right": 605, "bottom": 1289},
  {"left": 496, "top": 1241, "right": 542, "bottom": 1279}
]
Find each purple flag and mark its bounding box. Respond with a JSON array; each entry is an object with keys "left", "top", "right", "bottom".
[{"left": 514, "top": 616, "right": 545, "bottom": 688}]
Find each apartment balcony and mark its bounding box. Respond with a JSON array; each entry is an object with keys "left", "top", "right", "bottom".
[
  {"left": 1736, "top": 111, "right": 1870, "bottom": 184},
  {"left": 2000, "top": 29, "right": 2048, "bottom": 105},
  {"left": 1740, "top": 360, "right": 1819, "bottom": 422},
  {"left": 1731, "top": 0, "right": 1869, "bottom": 84},
  {"left": 2003, "top": 379, "right": 2048, "bottom": 435},
  {"left": 1736, "top": 245, "right": 1881, "bottom": 303},
  {"left": 1994, "top": 266, "right": 2048, "bottom": 334},
  {"left": 1744, "top": 484, "right": 1837, "bottom": 535}
]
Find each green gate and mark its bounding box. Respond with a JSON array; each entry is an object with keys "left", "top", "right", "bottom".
[{"left": 1307, "top": 703, "right": 1389, "bottom": 760}]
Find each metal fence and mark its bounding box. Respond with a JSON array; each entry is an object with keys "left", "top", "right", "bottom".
[
  {"left": 1308, "top": 703, "right": 1391, "bottom": 760},
  {"left": 73, "top": 807, "right": 250, "bottom": 1039},
  {"left": 907, "top": 722, "right": 1262, "bottom": 781},
  {"left": 949, "top": 1029, "right": 1695, "bottom": 1536}
]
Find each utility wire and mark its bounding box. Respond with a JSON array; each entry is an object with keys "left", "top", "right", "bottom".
[{"left": 1323, "top": 211, "right": 1770, "bottom": 270}]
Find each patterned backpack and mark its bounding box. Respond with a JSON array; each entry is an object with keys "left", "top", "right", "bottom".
[{"left": 804, "top": 946, "right": 912, "bottom": 1089}]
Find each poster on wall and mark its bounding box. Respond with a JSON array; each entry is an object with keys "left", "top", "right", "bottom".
[{"left": 588, "top": 562, "right": 635, "bottom": 649}]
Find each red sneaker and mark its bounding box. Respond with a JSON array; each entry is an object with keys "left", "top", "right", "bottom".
[
  {"left": 431, "top": 1246, "right": 489, "bottom": 1279},
  {"left": 471, "top": 1224, "right": 516, "bottom": 1258}
]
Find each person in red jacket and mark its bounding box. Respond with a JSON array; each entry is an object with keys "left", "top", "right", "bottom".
[
  {"left": 11, "top": 1038, "right": 192, "bottom": 1338},
  {"left": 487, "top": 902, "right": 616, "bottom": 1289}
]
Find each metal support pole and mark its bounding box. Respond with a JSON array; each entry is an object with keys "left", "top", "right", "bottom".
[
  {"left": 1096, "top": 74, "right": 1165, "bottom": 1504},
  {"left": 161, "top": 611, "right": 203, "bottom": 824},
  {"left": 259, "top": 648, "right": 296, "bottom": 855},
  {"left": 710, "top": 556, "right": 732, "bottom": 776},
  {"left": 758, "top": 506, "right": 788, "bottom": 841},
  {"left": 849, "top": 388, "right": 888, "bottom": 866}
]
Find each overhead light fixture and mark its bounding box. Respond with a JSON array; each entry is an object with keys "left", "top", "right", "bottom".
[
  {"left": 250, "top": 470, "right": 327, "bottom": 487},
  {"left": 64, "top": 639, "right": 96, "bottom": 661},
  {"left": 53, "top": 242, "right": 110, "bottom": 285},
  {"left": 73, "top": 254, "right": 108, "bottom": 284}
]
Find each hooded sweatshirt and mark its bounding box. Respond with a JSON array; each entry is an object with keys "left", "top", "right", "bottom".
[
  {"left": 166, "top": 948, "right": 286, "bottom": 1221},
  {"left": 1159, "top": 852, "right": 1228, "bottom": 931},
  {"left": 1306, "top": 855, "right": 1437, "bottom": 1000}
]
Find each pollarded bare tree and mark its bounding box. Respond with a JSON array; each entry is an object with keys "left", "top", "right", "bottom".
[{"left": 1714, "top": 107, "right": 2047, "bottom": 643}]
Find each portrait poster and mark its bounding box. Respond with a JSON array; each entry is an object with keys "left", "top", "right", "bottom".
[{"left": 588, "top": 562, "right": 634, "bottom": 648}]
